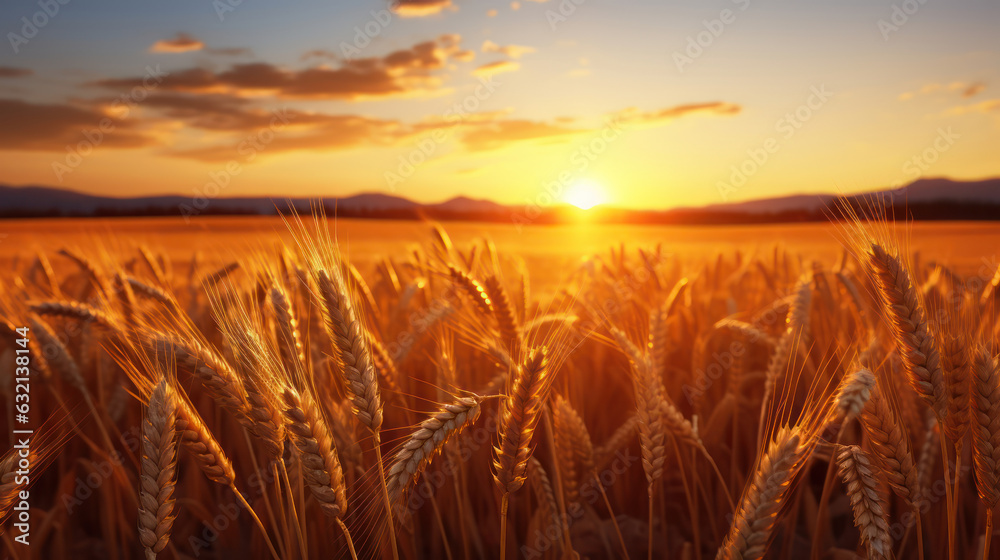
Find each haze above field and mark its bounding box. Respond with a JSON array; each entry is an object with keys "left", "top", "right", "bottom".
[{"left": 1, "top": 0, "right": 998, "bottom": 209}]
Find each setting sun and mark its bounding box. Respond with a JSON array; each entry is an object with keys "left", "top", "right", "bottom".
[{"left": 564, "top": 181, "right": 607, "bottom": 210}]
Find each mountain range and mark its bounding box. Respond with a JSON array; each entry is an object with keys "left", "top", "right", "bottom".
[{"left": 1, "top": 177, "right": 998, "bottom": 223}]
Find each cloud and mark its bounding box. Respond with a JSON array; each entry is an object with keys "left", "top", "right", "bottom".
[
  {"left": 93, "top": 35, "right": 465, "bottom": 100},
  {"left": 611, "top": 102, "right": 741, "bottom": 128},
  {"left": 0, "top": 99, "right": 156, "bottom": 151},
  {"left": 962, "top": 82, "right": 986, "bottom": 98},
  {"left": 472, "top": 60, "right": 520, "bottom": 76},
  {"left": 393, "top": 0, "right": 453, "bottom": 17},
  {"left": 150, "top": 33, "right": 204, "bottom": 53},
  {"left": 487, "top": 9, "right": 498, "bottom": 17},
  {"left": 899, "top": 81, "right": 987, "bottom": 101},
  {"left": 946, "top": 98, "right": 1000, "bottom": 115},
  {"left": 460, "top": 119, "right": 583, "bottom": 151},
  {"left": 168, "top": 113, "right": 407, "bottom": 161},
  {"left": 481, "top": 40, "right": 535, "bottom": 59},
  {"left": 0, "top": 67, "right": 33, "bottom": 78},
  {"left": 459, "top": 101, "right": 742, "bottom": 152}
]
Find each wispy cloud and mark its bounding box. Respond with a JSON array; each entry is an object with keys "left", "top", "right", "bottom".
[{"left": 149, "top": 33, "right": 204, "bottom": 53}]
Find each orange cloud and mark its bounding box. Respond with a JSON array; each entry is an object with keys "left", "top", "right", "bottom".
[
  {"left": 962, "top": 82, "right": 986, "bottom": 98},
  {"left": 0, "top": 67, "right": 33, "bottom": 78},
  {"left": 0, "top": 99, "right": 156, "bottom": 151},
  {"left": 461, "top": 119, "right": 583, "bottom": 151},
  {"left": 393, "top": 0, "right": 452, "bottom": 17},
  {"left": 149, "top": 33, "right": 204, "bottom": 53},
  {"left": 459, "top": 101, "right": 742, "bottom": 152},
  {"left": 899, "top": 81, "right": 987, "bottom": 101},
  {"left": 611, "top": 102, "right": 741, "bottom": 128},
  {"left": 473, "top": 60, "right": 520, "bottom": 76},
  {"left": 947, "top": 98, "right": 1000, "bottom": 115}
]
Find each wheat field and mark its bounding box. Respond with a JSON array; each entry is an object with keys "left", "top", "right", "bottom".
[{"left": 1, "top": 215, "right": 999, "bottom": 560}]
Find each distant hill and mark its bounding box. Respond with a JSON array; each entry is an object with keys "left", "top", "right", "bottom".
[{"left": 1, "top": 177, "right": 998, "bottom": 223}]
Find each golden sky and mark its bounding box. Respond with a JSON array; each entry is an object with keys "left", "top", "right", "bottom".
[{"left": 0, "top": 0, "right": 997, "bottom": 209}]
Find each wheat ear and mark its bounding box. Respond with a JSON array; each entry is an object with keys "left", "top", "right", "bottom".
[
  {"left": 29, "top": 300, "right": 113, "bottom": 329},
  {"left": 835, "top": 367, "right": 876, "bottom": 422},
  {"left": 138, "top": 379, "right": 177, "bottom": 560},
  {"left": 386, "top": 395, "right": 482, "bottom": 503},
  {"left": 551, "top": 395, "right": 595, "bottom": 506},
  {"left": 717, "top": 427, "right": 804, "bottom": 560},
  {"left": 494, "top": 348, "right": 550, "bottom": 560},
  {"left": 485, "top": 275, "right": 521, "bottom": 355},
  {"left": 527, "top": 456, "right": 562, "bottom": 549},
  {"left": 282, "top": 387, "right": 348, "bottom": 519},
  {"left": 971, "top": 346, "right": 1000, "bottom": 508},
  {"left": 316, "top": 269, "right": 383, "bottom": 432},
  {"left": 866, "top": 243, "right": 947, "bottom": 419},
  {"left": 941, "top": 334, "right": 971, "bottom": 443},
  {"left": 494, "top": 348, "right": 551, "bottom": 494},
  {"left": 837, "top": 445, "right": 892, "bottom": 560},
  {"left": 447, "top": 264, "right": 493, "bottom": 317},
  {"left": 270, "top": 284, "right": 305, "bottom": 372},
  {"left": 861, "top": 388, "right": 920, "bottom": 506},
  {"left": 172, "top": 389, "right": 236, "bottom": 486},
  {"left": 152, "top": 334, "right": 250, "bottom": 424}
]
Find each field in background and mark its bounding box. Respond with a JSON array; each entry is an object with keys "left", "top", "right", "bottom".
[{"left": 1, "top": 217, "right": 997, "bottom": 291}]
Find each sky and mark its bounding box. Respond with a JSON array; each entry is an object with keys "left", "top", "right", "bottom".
[{"left": 0, "top": 0, "right": 997, "bottom": 210}]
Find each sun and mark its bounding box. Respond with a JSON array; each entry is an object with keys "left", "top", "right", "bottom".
[{"left": 564, "top": 180, "right": 607, "bottom": 210}]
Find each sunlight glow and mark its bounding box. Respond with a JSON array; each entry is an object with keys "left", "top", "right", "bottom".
[{"left": 564, "top": 180, "right": 607, "bottom": 210}]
